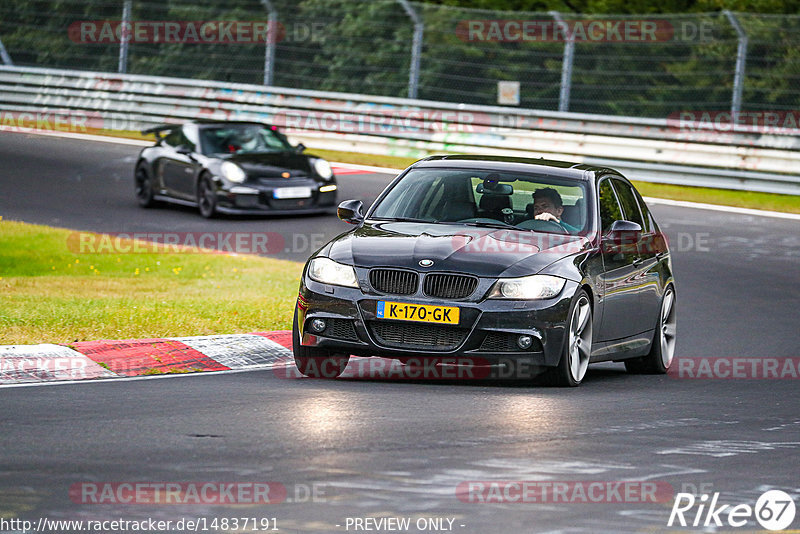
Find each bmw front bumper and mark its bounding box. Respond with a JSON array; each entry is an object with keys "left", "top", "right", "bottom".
[{"left": 295, "top": 274, "right": 579, "bottom": 368}]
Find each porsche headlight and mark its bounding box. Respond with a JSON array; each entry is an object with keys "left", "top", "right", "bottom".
[
  {"left": 488, "top": 274, "right": 566, "bottom": 300},
  {"left": 307, "top": 257, "right": 358, "bottom": 288},
  {"left": 313, "top": 158, "right": 333, "bottom": 180},
  {"left": 221, "top": 161, "right": 246, "bottom": 183}
]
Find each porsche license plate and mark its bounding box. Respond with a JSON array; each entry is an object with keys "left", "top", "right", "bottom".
[
  {"left": 376, "top": 301, "right": 459, "bottom": 325},
  {"left": 273, "top": 186, "right": 312, "bottom": 199}
]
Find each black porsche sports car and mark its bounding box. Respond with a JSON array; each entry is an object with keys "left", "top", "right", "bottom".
[
  {"left": 135, "top": 121, "right": 337, "bottom": 217},
  {"left": 292, "top": 155, "right": 676, "bottom": 387}
]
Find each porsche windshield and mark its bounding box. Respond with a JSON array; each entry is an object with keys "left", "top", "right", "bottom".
[
  {"left": 200, "top": 124, "right": 293, "bottom": 155},
  {"left": 370, "top": 169, "right": 590, "bottom": 235}
]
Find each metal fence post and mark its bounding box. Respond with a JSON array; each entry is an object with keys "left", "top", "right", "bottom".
[
  {"left": 550, "top": 11, "right": 574, "bottom": 113},
  {"left": 117, "top": 0, "right": 131, "bottom": 73},
  {"left": 260, "top": 0, "right": 277, "bottom": 86},
  {"left": 723, "top": 10, "right": 747, "bottom": 115},
  {"left": 0, "top": 37, "right": 13, "bottom": 65},
  {"left": 397, "top": 0, "right": 423, "bottom": 99}
]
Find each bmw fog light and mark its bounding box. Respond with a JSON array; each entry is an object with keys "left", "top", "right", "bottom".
[
  {"left": 517, "top": 335, "right": 533, "bottom": 350},
  {"left": 310, "top": 318, "right": 327, "bottom": 333}
]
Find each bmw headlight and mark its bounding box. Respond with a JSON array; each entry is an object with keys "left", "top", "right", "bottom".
[
  {"left": 313, "top": 158, "right": 333, "bottom": 180},
  {"left": 307, "top": 257, "right": 358, "bottom": 288},
  {"left": 488, "top": 274, "right": 566, "bottom": 300},
  {"left": 221, "top": 161, "right": 246, "bottom": 183}
]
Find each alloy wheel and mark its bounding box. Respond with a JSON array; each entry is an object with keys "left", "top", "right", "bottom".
[
  {"left": 659, "top": 287, "right": 677, "bottom": 369},
  {"left": 568, "top": 295, "right": 592, "bottom": 382}
]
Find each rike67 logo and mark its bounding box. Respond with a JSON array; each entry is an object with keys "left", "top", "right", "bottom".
[{"left": 668, "top": 490, "right": 796, "bottom": 531}]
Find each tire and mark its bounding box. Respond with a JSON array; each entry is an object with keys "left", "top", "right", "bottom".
[
  {"left": 135, "top": 164, "right": 156, "bottom": 208},
  {"left": 197, "top": 174, "right": 218, "bottom": 219},
  {"left": 292, "top": 311, "right": 350, "bottom": 378},
  {"left": 625, "top": 285, "right": 676, "bottom": 374},
  {"left": 544, "top": 289, "right": 593, "bottom": 387}
]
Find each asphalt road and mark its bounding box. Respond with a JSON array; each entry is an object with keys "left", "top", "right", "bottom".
[{"left": 1, "top": 131, "right": 799, "bottom": 533}]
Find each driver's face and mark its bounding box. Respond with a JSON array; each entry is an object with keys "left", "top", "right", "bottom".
[{"left": 533, "top": 198, "right": 563, "bottom": 218}]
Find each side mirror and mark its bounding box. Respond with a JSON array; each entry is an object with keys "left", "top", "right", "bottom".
[
  {"left": 175, "top": 145, "right": 193, "bottom": 156},
  {"left": 337, "top": 199, "right": 364, "bottom": 225},
  {"left": 603, "top": 220, "right": 642, "bottom": 247},
  {"left": 295, "top": 143, "right": 306, "bottom": 153}
]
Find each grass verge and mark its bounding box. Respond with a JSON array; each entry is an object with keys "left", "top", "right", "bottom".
[
  {"left": 0, "top": 220, "right": 302, "bottom": 345},
  {"left": 312, "top": 149, "right": 800, "bottom": 214},
  {"left": 629, "top": 181, "right": 800, "bottom": 213}
]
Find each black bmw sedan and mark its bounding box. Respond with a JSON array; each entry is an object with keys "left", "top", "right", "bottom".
[
  {"left": 293, "top": 155, "right": 676, "bottom": 387},
  {"left": 135, "top": 121, "right": 337, "bottom": 217}
]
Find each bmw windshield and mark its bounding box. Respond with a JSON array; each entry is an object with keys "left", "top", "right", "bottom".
[{"left": 370, "top": 168, "right": 591, "bottom": 235}]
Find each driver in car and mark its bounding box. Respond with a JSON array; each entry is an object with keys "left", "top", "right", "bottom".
[
  {"left": 227, "top": 128, "right": 260, "bottom": 153},
  {"left": 531, "top": 187, "right": 579, "bottom": 234}
]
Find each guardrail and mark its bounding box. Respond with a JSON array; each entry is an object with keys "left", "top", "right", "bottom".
[{"left": 1, "top": 65, "right": 799, "bottom": 195}]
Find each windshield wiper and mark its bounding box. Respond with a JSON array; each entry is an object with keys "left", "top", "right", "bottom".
[
  {"left": 235, "top": 149, "right": 283, "bottom": 154},
  {"left": 458, "top": 221, "right": 517, "bottom": 229},
  {"left": 370, "top": 217, "right": 436, "bottom": 224}
]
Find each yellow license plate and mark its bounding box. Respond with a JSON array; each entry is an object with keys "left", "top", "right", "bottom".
[{"left": 376, "top": 301, "right": 460, "bottom": 325}]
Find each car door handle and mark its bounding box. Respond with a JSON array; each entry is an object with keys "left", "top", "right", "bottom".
[{"left": 632, "top": 257, "right": 644, "bottom": 267}]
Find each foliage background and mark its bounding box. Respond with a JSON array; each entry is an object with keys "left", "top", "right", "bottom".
[{"left": 1, "top": 0, "right": 798, "bottom": 116}]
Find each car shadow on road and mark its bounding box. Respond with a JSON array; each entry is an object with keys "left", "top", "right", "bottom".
[{"left": 287, "top": 358, "right": 644, "bottom": 389}]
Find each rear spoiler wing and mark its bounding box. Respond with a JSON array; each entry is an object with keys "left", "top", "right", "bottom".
[{"left": 141, "top": 124, "right": 180, "bottom": 140}]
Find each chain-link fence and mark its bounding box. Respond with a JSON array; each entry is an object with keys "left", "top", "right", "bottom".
[{"left": 1, "top": 0, "right": 798, "bottom": 118}]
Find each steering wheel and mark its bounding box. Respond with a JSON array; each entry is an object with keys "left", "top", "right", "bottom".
[{"left": 517, "top": 218, "right": 568, "bottom": 234}]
